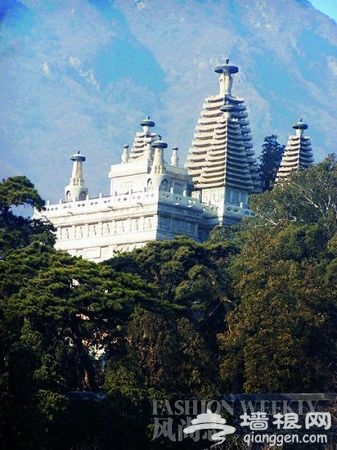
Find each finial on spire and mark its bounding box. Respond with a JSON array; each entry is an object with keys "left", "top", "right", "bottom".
[
  {"left": 293, "top": 118, "right": 308, "bottom": 137},
  {"left": 215, "top": 58, "right": 239, "bottom": 96},
  {"left": 152, "top": 138, "right": 167, "bottom": 149},
  {"left": 121, "top": 144, "right": 129, "bottom": 163},
  {"left": 140, "top": 116, "right": 155, "bottom": 128},
  {"left": 171, "top": 147, "right": 179, "bottom": 166},
  {"left": 214, "top": 58, "right": 239, "bottom": 75},
  {"left": 71, "top": 151, "right": 86, "bottom": 162},
  {"left": 293, "top": 118, "right": 308, "bottom": 131}
]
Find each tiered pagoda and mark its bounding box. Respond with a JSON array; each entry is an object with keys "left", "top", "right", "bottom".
[
  {"left": 185, "top": 59, "right": 260, "bottom": 224},
  {"left": 276, "top": 119, "right": 314, "bottom": 183},
  {"left": 127, "top": 116, "right": 158, "bottom": 161}
]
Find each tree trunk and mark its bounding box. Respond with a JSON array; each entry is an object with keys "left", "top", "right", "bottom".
[{"left": 69, "top": 314, "right": 96, "bottom": 391}]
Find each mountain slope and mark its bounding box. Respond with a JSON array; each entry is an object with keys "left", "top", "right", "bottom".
[{"left": 0, "top": 0, "right": 336, "bottom": 201}]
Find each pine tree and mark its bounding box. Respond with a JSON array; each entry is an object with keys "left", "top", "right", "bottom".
[
  {"left": 258, "top": 135, "right": 285, "bottom": 191},
  {"left": 0, "top": 176, "right": 55, "bottom": 256}
]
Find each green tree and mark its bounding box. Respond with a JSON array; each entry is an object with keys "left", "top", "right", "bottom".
[
  {"left": 107, "top": 237, "right": 237, "bottom": 352},
  {"left": 104, "top": 237, "right": 238, "bottom": 402},
  {"left": 104, "top": 308, "right": 219, "bottom": 450},
  {"left": 0, "top": 242, "right": 159, "bottom": 449},
  {"left": 258, "top": 134, "right": 284, "bottom": 191},
  {"left": 3, "top": 244, "right": 155, "bottom": 389},
  {"left": 0, "top": 176, "right": 55, "bottom": 256},
  {"left": 219, "top": 223, "right": 337, "bottom": 392},
  {"left": 219, "top": 159, "right": 337, "bottom": 393},
  {"left": 103, "top": 238, "right": 238, "bottom": 449},
  {"left": 250, "top": 155, "right": 337, "bottom": 236},
  {"left": 105, "top": 307, "right": 217, "bottom": 398}
]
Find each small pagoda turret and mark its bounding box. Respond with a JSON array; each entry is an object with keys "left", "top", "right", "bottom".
[
  {"left": 64, "top": 151, "right": 88, "bottom": 201},
  {"left": 276, "top": 119, "right": 314, "bottom": 183},
  {"left": 128, "top": 116, "right": 158, "bottom": 161}
]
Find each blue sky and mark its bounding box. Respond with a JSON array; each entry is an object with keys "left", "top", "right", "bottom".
[{"left": 310, "top": 0, "right": 337, "bottom": 22}]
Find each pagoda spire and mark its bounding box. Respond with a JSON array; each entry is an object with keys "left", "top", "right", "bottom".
[
  {"left": 65, "top": 151, "right": 88, "bottom": 201},
  {"left": 145, "top": 136, "right": 153, "bottom": 161},
  {"left": 193, "top": 101, "right": 254, "bottom": 224},
  {"left": 185, "top": 60, "right": 260, "bottom": 194},
  {"left": 121, "top": 144, "right": 129, "bottom": 163},
  {"left": 276, "top": 119, "right": 314, "bottom": 183},
  {"left": 151, "top": 138, "right": 167, "bottom": 175},
  {"left": 170, "top": 147, "right": 179, "bottom": 166},
  {"left": 129, "top": 116, "right": 158, "bottom": 161},
  {"left": 214, "top": 58, "right": 239, "bottom": 96}
]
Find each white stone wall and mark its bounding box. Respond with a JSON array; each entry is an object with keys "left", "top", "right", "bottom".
[{"left": 38, "top": 190, "right": 218, "bottom": 262}]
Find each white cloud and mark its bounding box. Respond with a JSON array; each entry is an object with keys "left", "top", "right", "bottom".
[
  {"left": 42, "top": 61, "right": 50, "bottom": 74},
  {"left": 68, "top": 56, "right": 100, "bottom": 89},
  {"left": 134, "top": 1, "right": 147, "bottom": 10},
  {"left": 69, "top": 56, "right": 81, "bottom": 67},
  {"left": 327, "top": 56, "right": 337, "bottom": 76}
]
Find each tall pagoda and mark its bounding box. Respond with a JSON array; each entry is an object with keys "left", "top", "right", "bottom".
[
  {"left": 276, "top": 119, "right": 314, "bottom": 183},
  {"left": 185, "top": 59, "right": 260, "bottom": 224}
]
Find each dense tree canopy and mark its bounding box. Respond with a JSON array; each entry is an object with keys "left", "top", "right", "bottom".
[
  {"left": 0, "top": 178, "right": 237, "bottom": 449},
  {"left": 219, "top": 157, "right": 337, "bottom": 394},
  {"left": 1, "top": 164, "right": 337, "bottom": 449},
  {"left": 0, "top": 242, "right": 162, "bottom": 448}
]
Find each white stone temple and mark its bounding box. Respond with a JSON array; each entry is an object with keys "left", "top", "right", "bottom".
[
  {"left": 39, "top": 60, "right": 311, "bottom": 262},
  {"left": 40, "top": 118, "right": 219, "bottom": 261},
  {"left": 276, "top": 119, "right": 314, "bottom": 183}
]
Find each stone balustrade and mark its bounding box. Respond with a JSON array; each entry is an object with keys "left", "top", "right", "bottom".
[{"left": 43, "top": 189, "right": 219, "bottom": 218}]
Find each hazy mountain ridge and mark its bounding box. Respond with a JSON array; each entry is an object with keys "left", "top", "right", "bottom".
[
  {"left": 1, "top": 0, "right": 337, "bottom": 200},
  {"left": 118, "top": 0, "right": 337, "bottom": 159}
]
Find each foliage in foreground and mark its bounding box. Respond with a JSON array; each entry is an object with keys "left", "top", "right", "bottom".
[
  {"left": 219, "top": 156, "right": 337, "bottom": 394},
  {"left": 1, "top": 160, "right": 337, "bottom": 449}
]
